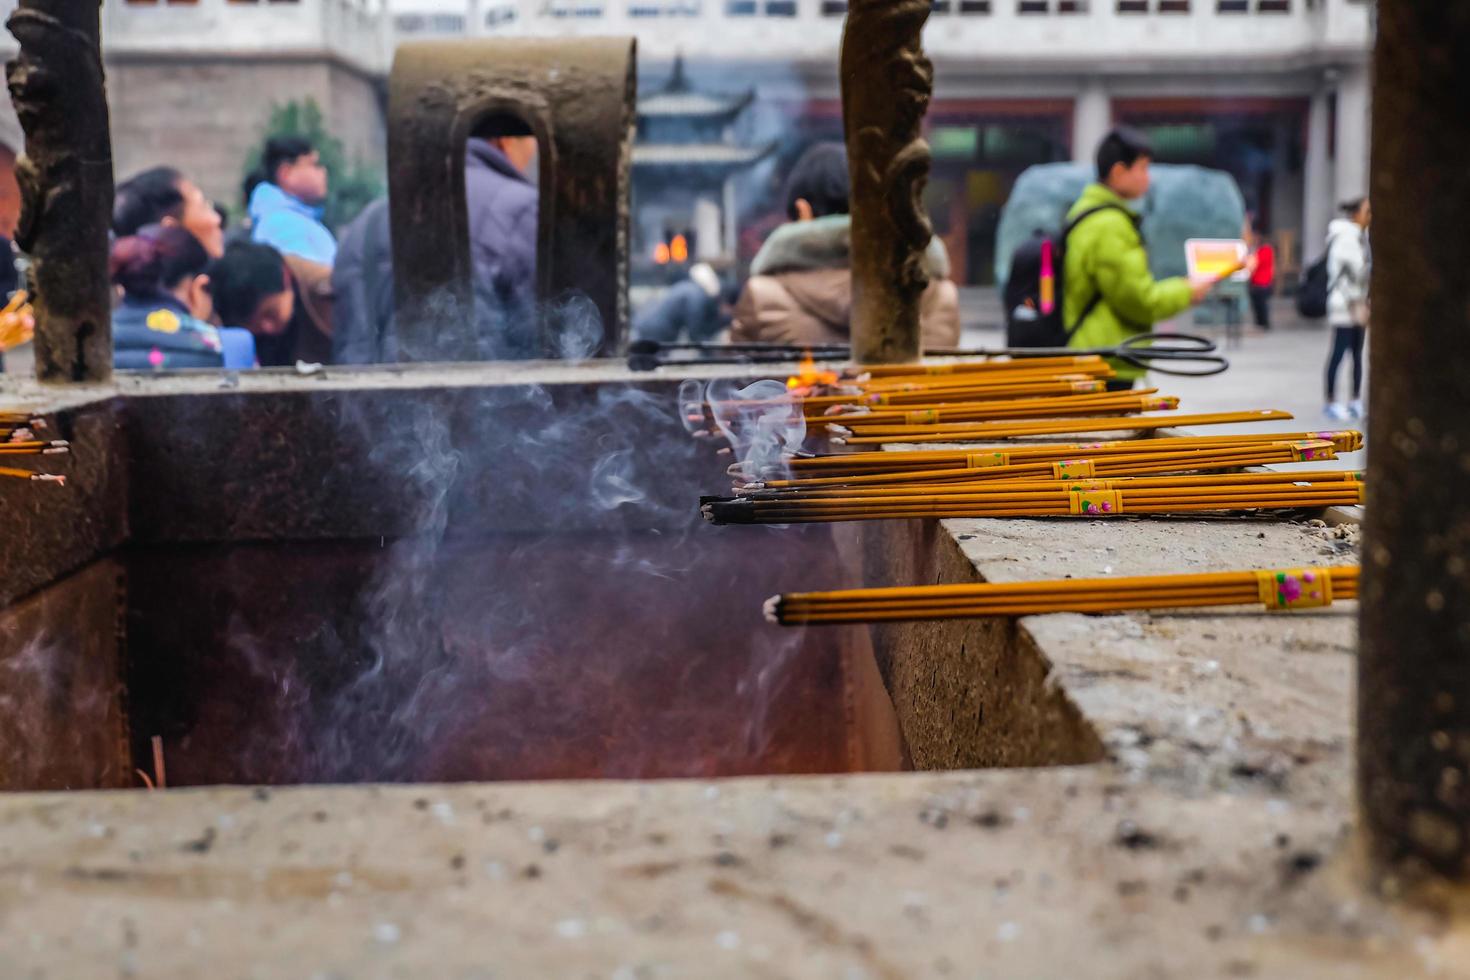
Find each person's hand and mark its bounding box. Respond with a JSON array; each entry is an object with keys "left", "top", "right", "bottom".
[
  {"left": 0, "top": 307, "right": 33, "bottom": 352},
  {"left": 1189, "top": 280, "right": 1215, "bottom": 305}
]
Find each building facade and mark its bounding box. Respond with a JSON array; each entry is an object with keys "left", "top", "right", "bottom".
[
  {"left": 396, "top": 0, "right": 1375, "bottom": 282},
  {"left": 0, "top": 0, "right": 389, "bottom": 215},
  {"left": 0, "top": 0, "right": 1371, "bottom": 283}
]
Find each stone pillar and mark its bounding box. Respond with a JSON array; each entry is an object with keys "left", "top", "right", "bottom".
[
  {"left": 1302, "top": 84, "right": 1333, "bottom": 259},
  {"left": 1072, "top": 78, "right": 1110, "bottom": 167},
  {"left": 1359, "top": 2, "right": 1470, "bottom": 902},
  {"left": 1334, "top": 63, "right": 1372, "bottom": 205},
  {"left": 841, "top": 0, "right": 934, "bottom": 364},
  {"left": 6, "top": 0, "right": 114, "bottom": 383}
]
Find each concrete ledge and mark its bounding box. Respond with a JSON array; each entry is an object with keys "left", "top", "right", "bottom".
[{"left": 1, "top": 367, "right": 1429, "bottom": 976}]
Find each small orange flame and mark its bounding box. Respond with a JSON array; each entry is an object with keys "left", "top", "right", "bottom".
[
  {"left": 670, "top": 234, "right": 689, "bottom": 264},
  {"left": 653, "top": 243, "right": 671, "bottom": 265},
  {"left": 786, "top": 352, "right": 839, "bottom": 391}
]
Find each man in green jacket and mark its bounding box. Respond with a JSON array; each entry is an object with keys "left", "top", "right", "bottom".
[{"left": 1064, "top": 126, "right": 1212, "bottom": 387}]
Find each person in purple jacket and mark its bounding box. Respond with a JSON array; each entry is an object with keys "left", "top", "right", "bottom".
[{"left": 331, "top": 115, "right": 541, "bottom": 362}]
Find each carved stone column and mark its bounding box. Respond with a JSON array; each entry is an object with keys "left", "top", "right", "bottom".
[
  {"left": 6, "top": 0, "right": 115, "bottom": 383},
  {"left": 840, "top": 0, "right": 934, "bottom": 365},
  {"left": 1359, "top": 1, "right": 1470, "bottom": 903}
]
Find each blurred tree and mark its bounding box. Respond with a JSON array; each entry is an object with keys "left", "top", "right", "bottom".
[{"left": 242, "top": 98, "right": 383, "bottom": 232}]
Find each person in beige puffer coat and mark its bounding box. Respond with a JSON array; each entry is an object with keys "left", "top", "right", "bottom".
[{"left": 731, "top": 143, "right": 961, "bottom": 349}]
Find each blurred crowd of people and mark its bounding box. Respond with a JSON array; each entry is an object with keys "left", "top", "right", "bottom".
[
  {"left": 95, "top": 129, "right": 964, "bottom": 374},
  {"left": 0, "top": 121, "right": 1364, "bottom": 398},
  {"left": 72, "top": 112, "right": 544, "bottom": 373}
]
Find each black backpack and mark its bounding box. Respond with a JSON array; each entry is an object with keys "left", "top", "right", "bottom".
[
  {"left": 1295, "top": 246, "right": 1333, "bottom": 319},
  {"left": 1004, "top": 204, "right": 1134, "bottom": 348}
]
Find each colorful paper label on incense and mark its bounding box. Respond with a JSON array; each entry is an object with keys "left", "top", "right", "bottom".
[
  {"left": 1052, "top": 459, "right": 1096, "bottom": 480},
  {"left": 1288, "top": 440, "right": 1334, "bottom": 462},
  {"left": 1257, "top": 568, "right": 1334, "bottom": 610},
  {"left": 967, "top": 452, "right": 1008, "bottom": 468},
  {"left": 905, "top": 409, "right": 939, "bottom": 425},
  {"left": 1069, "top": 489, "right": 1123, "bottom": 516}
]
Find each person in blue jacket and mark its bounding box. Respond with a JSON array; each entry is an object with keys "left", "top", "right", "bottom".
[
  {"left": 247, "top": 136, "right": 336, "bottom": 265},
  {"left": 110, "top": 224, "right": 225, "bottom": 371}
]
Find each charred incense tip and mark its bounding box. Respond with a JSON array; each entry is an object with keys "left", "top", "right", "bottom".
[
  {"left": 701, "top": 497, "right": 753, "bottom": 525},
  {"left": 741, "top": 482, "right": 766, "bottom": 491},
  {"left": 31, "top": 474, "right": 65, "bottom": 484},
  {"left": 826, "top": 424, "right": 853, "bottom": 437},
  {"left": 763, "top": 595, "right": 784, "bottom": 625}
]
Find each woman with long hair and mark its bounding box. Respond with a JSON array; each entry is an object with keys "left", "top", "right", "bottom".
[{"left": 110, "top": 223, "right": 224, "bottom": 370}]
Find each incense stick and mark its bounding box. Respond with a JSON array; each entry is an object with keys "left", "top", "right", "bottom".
[
  {"left": 743, "top": 469, "right": 1362, "bottom": 502},
  {"left": 747, "top": 441, "right": 1337, "bottom": 491},
  {"left": 849, "top": 354, "right": 1110, "bottom": 378},
  {"left": 821, "top": 391, "right": 1179, "bottom": 426},
  {"left": 703, "top": 479, "right": 1362, "bottom": 524},
  {"left": 830, "top": 410, "right": 1294, "bottom": 444},
  {"left": 0, "top": 466, "right": 65, "bottom": 483},
  {"left": 781, "top": 431, "right": 1363, "bottom": 476},
  {"left": 767, "top": 566, "right": 1359, "bottom": 625}
]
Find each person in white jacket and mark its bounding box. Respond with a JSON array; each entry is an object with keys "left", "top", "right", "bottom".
[{"left": 1323, "top": 198, "right": 1371, "bottom": 420}]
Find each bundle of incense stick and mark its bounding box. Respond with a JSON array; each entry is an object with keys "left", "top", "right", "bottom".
[
  {"left": 797, "top": 376, "right": 1114, "bottom": 414},
  {"left": 0, "top": 409, "right": 66, "bottom": 482},
  {"left": 744, "top": 440, "right": 1340, "bottom": 491},
  {"left": 0, "top": 466, "right": 65, "bottom": 484},
  {"left": 744, "top": 464, "right": 1357, "bottom": 505},
  {"left": 830, "top": 410, "right": 1295, "bottom": 445},
  {"left": 736, "top": 359, "right": 1116, "bottom": 404},
  {"left": 816, "top": 391, "right": 1179, "bottom": 427},
  {"left": 767, "top": 566, "right": 1359, "bottom": 625},
  {"left": 846, "top": 354, "right": 1110, "bottom": 379},
  {"left": 702, "top": 476, "right": 1363, "bottom": 524},
  {"left": 776, "top": 429, "right": 1364, "bottom": 479},
  {"left": 0, "top": 439, "right": 68, "bottom": 455},
  {"left": 752, "top": 434, "right": 1346, "bottom": 487}
]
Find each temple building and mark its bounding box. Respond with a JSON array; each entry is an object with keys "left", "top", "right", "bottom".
[{"left": 631, "top": 56, "right": 774, "bottom": 281}]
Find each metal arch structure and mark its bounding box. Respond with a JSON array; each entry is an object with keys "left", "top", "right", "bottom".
[{"left": 387, "top": 38, "right": 636, "bottom": 362}]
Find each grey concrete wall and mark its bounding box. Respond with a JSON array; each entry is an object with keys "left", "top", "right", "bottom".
[
  {"left": 104, "top": 57, "right": 385, "bottom": 218},
  {"left": 326, "top": 62, "right": 388, "bottom": 180}
]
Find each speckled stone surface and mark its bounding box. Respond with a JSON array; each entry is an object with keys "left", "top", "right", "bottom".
[{"left": 1, "top": 364, "right": 1455, "bottom": 976}]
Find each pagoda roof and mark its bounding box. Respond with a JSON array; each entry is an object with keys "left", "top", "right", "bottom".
[
  {"left": 632, "top": 141, "right": 776, "bottom": 171},
  {"left": 637, "top": 55, "right": 756, "bottom": 121}
]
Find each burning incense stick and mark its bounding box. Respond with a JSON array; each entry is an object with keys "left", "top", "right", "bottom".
[
  {"left": 829, "top": 410, "right": 1294, "bottom": 445},
  {"left": 767, "top": 566, "right": 1359, "bottom": 625}
]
